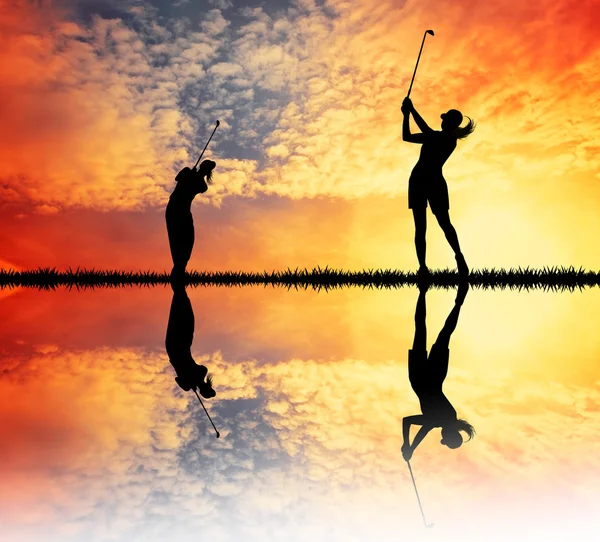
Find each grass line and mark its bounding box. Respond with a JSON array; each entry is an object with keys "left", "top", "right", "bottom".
[{"left": 0, "top": 266, "right": 598, "bottom": 291}]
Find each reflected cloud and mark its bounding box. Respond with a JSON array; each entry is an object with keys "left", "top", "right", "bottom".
[{"left": 3, "top": 287, "right": 600, "bottom": 540}]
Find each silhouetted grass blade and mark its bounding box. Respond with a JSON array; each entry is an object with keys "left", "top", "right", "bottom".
[{"left": 1, "top": 266, "right": 599, "bottom": 291}]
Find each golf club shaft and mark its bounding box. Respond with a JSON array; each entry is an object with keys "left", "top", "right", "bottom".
[
  {"left": 407, "top": 460, "right": 429, "bottom": 528},
  {"left": 407, "top": 33, "right": 431, "bottom": 99},
  {"left": 193, "top": 388, "right": 220, "bottom": 438},
  {"left": 193, "top": 121, "right": 220, "bottom": 170}
]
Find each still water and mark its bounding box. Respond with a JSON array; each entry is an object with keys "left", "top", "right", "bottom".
[{"left": 1, "top": 285, "right": 599, "bottom": 541}]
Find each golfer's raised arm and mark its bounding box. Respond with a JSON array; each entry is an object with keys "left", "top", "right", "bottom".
[
  {"left": 411, "top": 106, "right": 433, "bottom": 134},
  {"left": 403, "top": 415, "right": 425, "bottom": 442},
  {"left": 403, "top": 113, "right": 425, "bottom": 144},
  {"left": 410, "top": 424, "right": 433, "bottom": 453}
]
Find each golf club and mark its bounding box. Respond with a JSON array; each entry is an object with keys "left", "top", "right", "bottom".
[
  {"left": 407, "top": 459, "right": 434, "bottom": 528},
  {"left": 193, "top": 120, "right": 220, "bottom": 171},
  {"left": 192, "top": 387, "right": 220, "bottom": 438},
  {"left": 407, "top": 30, "right": 434, "bottom": 99}
]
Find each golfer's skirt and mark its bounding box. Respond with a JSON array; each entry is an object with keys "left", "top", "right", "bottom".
[
  {"left": 165, "top": 202, "right": 195, "bottom": 265},
  {"left": 408, "top": 346, "right": 450, "bottom": 392},
  {"left": 408, "top": 171, "right": 450, "bottom": 214}
]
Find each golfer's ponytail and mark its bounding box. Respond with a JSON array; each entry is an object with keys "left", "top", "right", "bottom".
[
  {"left": 455, "top": 418, "right": 476, "bottom": 440},
  {"left": 199, "top": 159, "right": 215, "bottom": 184},
  {"left": 455, "top": 117, "right": 476, "bottom": 140}
]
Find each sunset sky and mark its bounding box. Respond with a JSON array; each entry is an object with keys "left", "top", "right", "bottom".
[
  {"left": 1, "top": 0, "right": 599, "bottom": 273},
  {"left": 2, "top": 0, "right": 600, "bottom": 541}
]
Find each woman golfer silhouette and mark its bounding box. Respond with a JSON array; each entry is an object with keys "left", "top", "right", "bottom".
[
  {"left": 165, "top": 160, "right": 216, "bottom": 281},
  {"left": 165, "top": 281, "right": 216, "bottom": 398},
  {"left": 401, "top": 282, "right": 474, "bottom": 461},
  {"left": 165, "top": 281, "right": 219, "bottom": 437},
  {"left": 401, "top": 97, "right": 475, "bottom": 278}
]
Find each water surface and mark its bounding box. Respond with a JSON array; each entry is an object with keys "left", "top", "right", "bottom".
[{"left": 1, "top": 285, "right": 599, "bottom": 541}]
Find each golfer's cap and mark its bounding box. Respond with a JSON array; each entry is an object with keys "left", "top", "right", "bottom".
[
  {"left": 200, "top": 385, "right": 216, "bottom": 399},
  {"left": 200, "top": 159, "right": 216, "bottom": 171},
  {"left": 441, "top": 109, "right": 463, "bottom": 125}
]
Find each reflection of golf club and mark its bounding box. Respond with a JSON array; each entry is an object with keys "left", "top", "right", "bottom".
[
  {"left": 193, "top": 120, "right": 220, "bottom": 170},
  {"left": 407, "top": 30, "right": 434, "bottom": 99},
  {"left": 192, "top": 388, "right": 220, "bottom": 438},
  {"left": 407, "top": 460, "right": 434, "bottom": 528}
]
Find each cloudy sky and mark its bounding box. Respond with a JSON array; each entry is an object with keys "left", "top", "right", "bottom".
[
  {"left": 2, "top": 1, "right": 600, "bottom": 540},
  {"left": 1, "top": 0, "right": 599, "bottom": 273}
]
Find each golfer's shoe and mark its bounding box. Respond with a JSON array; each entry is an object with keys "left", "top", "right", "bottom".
[
  {"left": 455, "top": 253, "right": 469, "bottom": 276},
  {"left": 417, "top": 266, "right": 432, "bottom": 280},
  {"left": 170, "top": 267, "right": 187, "bottom": 283}
]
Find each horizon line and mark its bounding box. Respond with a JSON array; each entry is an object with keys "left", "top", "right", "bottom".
[{"left": 1, "top": 266, "right": 598, "bottom": 292}]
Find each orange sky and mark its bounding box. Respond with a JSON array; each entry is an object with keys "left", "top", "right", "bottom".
[
  {"left": 2, "top": 1, "right": 600, "bottom": 539},
  {"left": 0, "top": 0, "right": 599, "bottom": 272}
]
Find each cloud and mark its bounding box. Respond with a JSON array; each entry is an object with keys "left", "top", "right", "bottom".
[
  {"left": 2, "top": 341, "right": 600, "bottom": 541},
  {"left": 0, "top": 2, "right": 226, "bottom": 211},
  {"left": 201, "top": 9, "right": 230, "bottom": 36},
  {"left": 209, "top": 0, "right": 233, "bottom": 9},
  {"left": 246, "top": 0, "right": 600, "bottom": 201}
]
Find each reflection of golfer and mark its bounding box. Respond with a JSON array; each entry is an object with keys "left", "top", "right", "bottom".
[
  {"left": 402, "top": 283, "right": 474, "bottom": 460},
  {"left": 401, "top": 97, "right": 475, "bottom": 278},
  {"left": 165, "top": 281, "right": 215, "bottom": 398},
  {"left": 165, "top": 160, "right": 216, "bottom": 281}
]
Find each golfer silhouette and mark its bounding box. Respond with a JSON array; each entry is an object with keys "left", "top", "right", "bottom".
[
  {"left": 165, "top": 280, "right": 216, "bottom": 398},
  {"left": 401, "top": 282, "right": 474, "bottom": 461},
  {"left": 165, "top": 160, "right": 216, "bottom": 282},
  {"left": 401, "top": 97, "right": 475, "bottom": 278}
]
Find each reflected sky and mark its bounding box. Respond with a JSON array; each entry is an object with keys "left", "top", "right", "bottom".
[{"left": 2, "top": 286, "right": 600, "bottom": 541}]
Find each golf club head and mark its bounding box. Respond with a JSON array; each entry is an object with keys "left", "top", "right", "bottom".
[
  {"left": 426, "top": 29, "right": 434, "bottom": 36},
  {"left": 426, "top": 523, "right": 434, "bottom": 528},
  {"left": 216, "top": 119, "right": 220, "bottom": 127}
]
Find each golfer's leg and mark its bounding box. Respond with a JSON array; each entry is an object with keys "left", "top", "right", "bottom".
[
  {"left": 166, "top": 286, "right": 195, "bottom": 346},
  {"left": 428, "top": 343, "right": 450, "bottom": 386},
  {"left": 412, "top": 207, "right": 427, "bottom": 269},
  {"left": 433, "top": 210, "right": 462, "bottom": 256},
  {"left": 434, "top": 302, "right": 462, "bottom": 350},
  {"left": 165, "top": 208, "right": 179, "bottom": 270},
  {"left": 165, "top": 288, "right": 179, "bottom": 351},
  {"left": 185, "top": 225, "right": 195, "bottom": 271},
  {"left": 172, "top": 217, "right": 195, "bottom": 277},
  {"left": 412, "top": 288, "right": 427, "bottom": 351}
]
